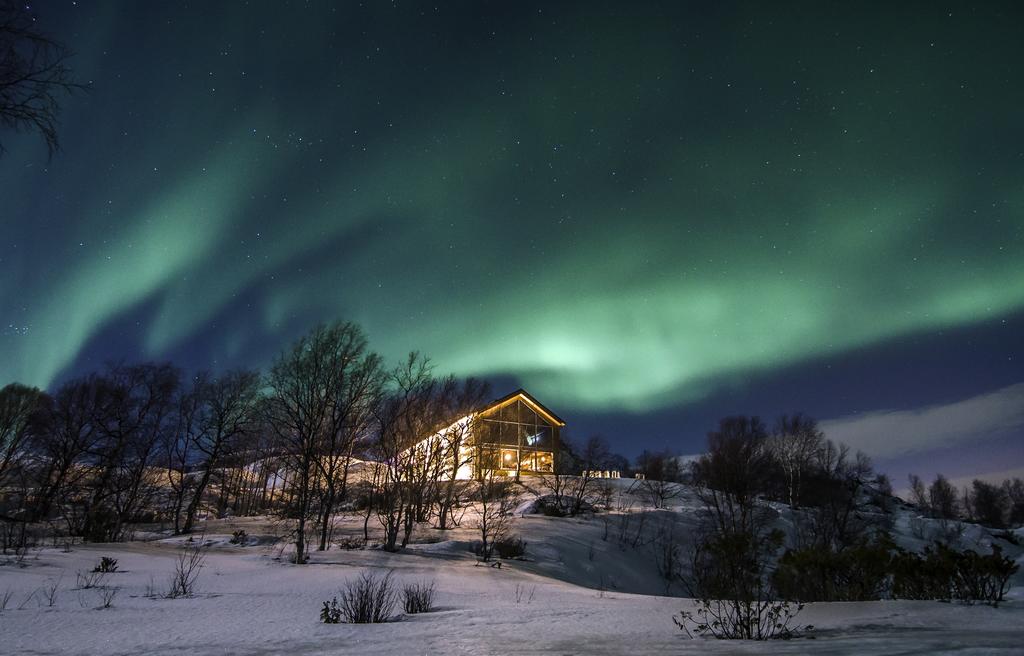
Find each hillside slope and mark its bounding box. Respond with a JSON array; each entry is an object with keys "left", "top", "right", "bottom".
[{"left": 2, "top": 477, "right": 1022, "bottom": 655}]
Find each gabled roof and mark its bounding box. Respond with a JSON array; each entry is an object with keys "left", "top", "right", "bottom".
[{"left": 478, "top": 388, "right": 566, "bottom": 427}]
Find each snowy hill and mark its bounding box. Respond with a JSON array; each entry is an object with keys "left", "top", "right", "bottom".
[{"left": 2, "top": 478, "right": 1023, "bottom": 655}]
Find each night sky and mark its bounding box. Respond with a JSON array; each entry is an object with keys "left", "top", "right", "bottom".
[{"left": 1, "top": 2, "right": 1022, "bottom": 485}]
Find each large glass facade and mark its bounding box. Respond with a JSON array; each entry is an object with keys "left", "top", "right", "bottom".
[{"left": 474, "top": 397, "right": 557, "bottom": 476}]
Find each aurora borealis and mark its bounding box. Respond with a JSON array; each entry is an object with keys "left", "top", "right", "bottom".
[{"left": 1, "top": 2, "right": 1022, "bottom": 481}]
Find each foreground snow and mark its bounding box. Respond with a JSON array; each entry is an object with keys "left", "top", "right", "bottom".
[
  {"left": 4, "top": 480, "right": 1023, "bottom": 655},
  {"left": 2, "top": 536, "right": 1022, "bottom": 655}
]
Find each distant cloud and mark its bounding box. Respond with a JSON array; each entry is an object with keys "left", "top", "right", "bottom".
[
  {"left": 946, "top": 466, "right": 1024, "bottom": 490},
  {"left": 820, "top": 383, "right": 1024, "bottom": 459},
  {"left": 894, "top": 466, "right": 1024, "bottom": 500}
]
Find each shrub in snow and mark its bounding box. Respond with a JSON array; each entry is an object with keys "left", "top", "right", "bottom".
[
  {"left": 538, "top": 502, "right": 567, "bottom": 517},
  {"left": 529, "top": 494, "right": 569, "bottom": 517},
  {"left": 951, "top": 547, "right": 1016, "bottom": 605},
  {"left": 674, "top": 598, "right": 808, "bottom": 640},
  {"left": 775, "top": 536, "right": 1019, "bottom": 607},
  {"left": 76, "top": 570, "right": 107, "bottom": 590},
  {"left": 773, "top": 537, "right": 894, "bottom": 602},
  {"left": 493, "top": 536, "right": 527, "bottom": 559},
  {"left": 680, "top": 508, "right": 807, "bottom": 639},
  {"left": 335, "top": 571, "right": 397, "bottom": 623},
  {"left": 320, "top": 597, "right": 342, "bottom": 624},
  {"left": 472, "top": 535, "right": 526, "bottom": 560},
  {"left": 890, "top": 546, "right": 955, "bottom": 601},
  {"left": 891, "top": 543, "right": 1018, "bottom": 606},
  {"left": 229, "top": 530, "right": 247, "bottom": 545},
  {"left": 95, "top": 585, "right": 118, "bottom": 609},
  {"left": 334, "top": 536, "right": 366, "bottom": 550},
  {"left": 513, "top": 583, "right": 536, "bottom": 604},
  {"left": 402, "top": 580, "right": 435, "bottom": 614},
  {"left": 166, "top": 543, "right": 206, "bottom": 598},
  {"left": 42, "top": 575, "right": 61, "bottom": 607},
  {"left": 93, "top": 557, "right": 118, "bottom": 573}
]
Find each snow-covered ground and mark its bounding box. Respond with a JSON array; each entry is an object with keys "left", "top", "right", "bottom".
[{"left": 2, "top": 481, "right": 1023, "bottom": 655}]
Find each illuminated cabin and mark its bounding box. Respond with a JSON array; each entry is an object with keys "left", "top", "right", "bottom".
[{"left": 409, "top": 389, "right": 565, "bottom": 480}]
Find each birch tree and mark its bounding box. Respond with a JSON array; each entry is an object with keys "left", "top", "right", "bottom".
[{"left": 265, "top": 323, "right": 370, "bottom": 563}]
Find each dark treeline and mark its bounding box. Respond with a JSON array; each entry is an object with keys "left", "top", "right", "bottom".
[
  {"left": 0, "top": 358, "right": 300, "bottom": 551},
  {"left": 668, "top": 414, "right": 1017, "bottom": 638},
  {"left": 908, "top": 472, "right": 1024, "bottom": 530},
  {"left": 0, "top": 321, "right": 519, "bottom": 562}
]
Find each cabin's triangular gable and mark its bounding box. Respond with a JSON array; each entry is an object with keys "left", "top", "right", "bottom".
[{"left": 477, "top": 388, "right": 566, "bottom": 426}]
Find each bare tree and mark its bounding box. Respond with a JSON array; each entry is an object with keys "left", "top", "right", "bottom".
[
  {"left": 111, "top": 365, "right": 179, "bottom": 541},
  {"left": 870, "top": 472, "right": 895, "bottom": 514},
  {"left": 568, "top": 435, "right": 613, "bottom": 514},
  {"left": 221, "top": 423, "right": 281, "bottom": 517},
  {"left": 368, "top": 360, "right": 486, "bottom": 548},
  {"left": 692, "top": 416, "right": 773, "bottom": 536},
  {"left": 684, "top": 416, "right": 795, "bottom": 639},
  {"left": 1005, "top": 478, "right": 1024, "bottom": 527},
  {"left": 928, "top": 474, "right": 960, "bottom": 521},
  {"left": 967, "top": 480, "right": 1008, "bottom": 528},
  {"left": 430, "top": 380, "right": 488, "bottom": 530},
  {"left": 370, "top": 413, "right": 411, "bottom": 552},
  {"left": 431, "top": 416, "right": 473, "bottom": 531},
  {"left": 181, "top": 370, "right": 262, "bottom": 534},
  {"left": 356, "top": 460, "right": 381, "bottom": 544},
  {"left": 372, "top": 353, "right": 436, "bottom": 551},
  {"left": 313, "top": 328, "right": 383, "bottom": 551},
  {"left": 81, "top": 364, "right": 179, "bottom": 542},
  {"left": 536, "top": 434, "right": 613, "bottom": 516},
  {"left": 265, "top": 323, "right": 370, "bottom": 563},
  {"left": 533, "top": 433, "right": 578, "bottom": 516},
  {"left": 0, "top": 0, "right": 88, "bottom": 155},
  {"left": 634, "top": 448, "right": 684, "bottom": 509},
  {"left": 909, "top": 473, "right": 929, "bottom": 512},
  {"left": 28, "top": 378, "right": 98, "bottom": 523},
  {"left": 475, "top": 474, "right": 516, "bottom": 562},
  {"left": 165, "top": 379, "right": 202, "bottom": 534},
  {"left": 770, "top": 414, "right": 824, "bottom": 509},
  {"left": 796, "top": 443, "right": 876, "bottom": 550}
]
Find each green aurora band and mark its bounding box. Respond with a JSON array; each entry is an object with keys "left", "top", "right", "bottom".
[{"left": 1, "top": 3, "right": 1021, "bottom": 413}]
